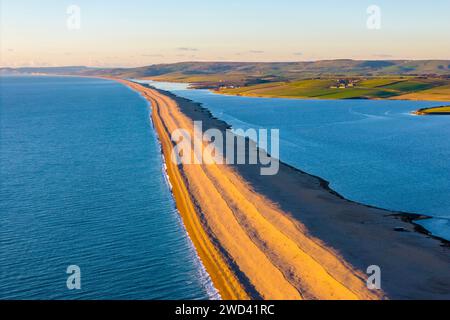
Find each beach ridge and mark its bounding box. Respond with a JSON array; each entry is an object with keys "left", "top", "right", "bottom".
[
  {"left": 122, "top": 79, "right": 249, "bottom": 300},
  {"left": 117, "top": 79, "right": 390, "bottom": 300}
]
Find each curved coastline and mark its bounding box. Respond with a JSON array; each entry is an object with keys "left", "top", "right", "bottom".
[{"left": 115, "top": 78, "right": 450, "bottom": 300}]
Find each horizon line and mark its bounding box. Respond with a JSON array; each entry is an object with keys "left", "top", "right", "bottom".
[{"left": 2, "top": 58, "right": 450, "bottom": 69}]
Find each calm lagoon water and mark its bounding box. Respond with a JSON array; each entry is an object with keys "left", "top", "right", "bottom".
[
  {"left": 145, "top": 80, "right": 450, "bottom": 241},
  {"left": 0, "top": 76, "right": 216, "bottom": 299}
]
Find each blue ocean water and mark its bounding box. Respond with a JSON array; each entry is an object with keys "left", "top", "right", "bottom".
[
  {"left": 144, "top": 80, "right": 450, "bottom": 241},
  {"left": 0, "top": 76, "right": 216, "bottom": 299}
]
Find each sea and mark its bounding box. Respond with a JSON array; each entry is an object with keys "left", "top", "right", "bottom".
[{"left": 0, "top": 76, "right": 217, "bottom": 299}]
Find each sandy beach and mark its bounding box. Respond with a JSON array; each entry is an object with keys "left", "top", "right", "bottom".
[{"left": 117, "top": 79, "right": 450, "bottom": 300}]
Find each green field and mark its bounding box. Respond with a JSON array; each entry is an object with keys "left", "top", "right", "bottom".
[{"left": 218, "top": 77, "right": 449, "bottom": 100}]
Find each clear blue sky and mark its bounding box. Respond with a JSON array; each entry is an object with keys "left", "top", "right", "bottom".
[{"left": 1, "top": 0, "right": 449, "bottom": 67}]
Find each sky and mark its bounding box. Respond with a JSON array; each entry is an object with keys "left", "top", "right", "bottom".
[{"left": 1, "top": 0, "right": 449, "bottom": 67}]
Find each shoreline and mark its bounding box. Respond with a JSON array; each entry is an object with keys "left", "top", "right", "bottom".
[
  {"left": 115, "top": 79, "right": 449, "bottom": 299},
  {"left": 413, "top": 105, "right": 450, "bottom": 115},
  {"left": 18, "top": 74, "right": 241, "bottom": 299},
  {"left": 150, "top": 108, "right": 221, "bottom": 300},
  {"left": 117, "top": 79, "right": 249, "bottom": 300}
]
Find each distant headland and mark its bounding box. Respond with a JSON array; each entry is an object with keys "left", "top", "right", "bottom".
[
  {"left": 2, "top": 60, "right": 450, "bottom": 101},
  {"left": 414, "top": 106, "right": 450, "bottom": 115}
]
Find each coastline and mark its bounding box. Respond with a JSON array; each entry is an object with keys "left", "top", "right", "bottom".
[
  {"left": 150, "top": 109, "right": 221, "bottom": 300},
  {"left": 413, "top": 105, "right": 450, "bottom": 115},
  {"left": 118, "top": 79, "right": 249, "bottom": 300},
  {"left": 114, "top": 79, "right": 450, "bottom": 300}
]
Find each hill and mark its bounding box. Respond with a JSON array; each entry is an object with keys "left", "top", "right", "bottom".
[{"left": 2, "top": 60, "right": 450, "bottom": 100}]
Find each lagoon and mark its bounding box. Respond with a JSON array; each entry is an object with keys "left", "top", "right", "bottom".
[{"left": 146, "top": 80, "right": 450, "bottom": 241}]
